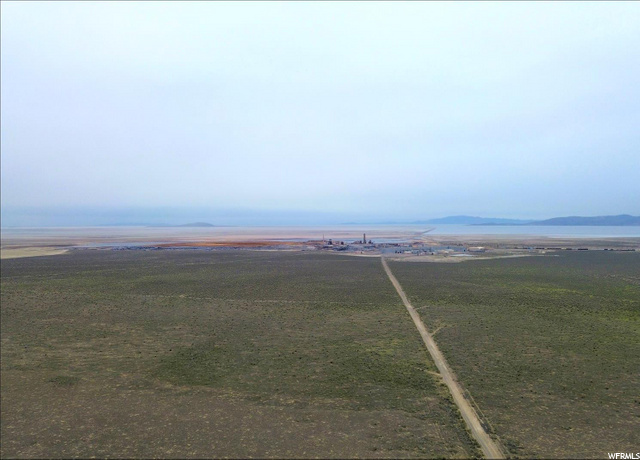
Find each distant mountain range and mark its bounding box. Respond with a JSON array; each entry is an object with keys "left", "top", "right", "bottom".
[
  {"left": 341, "top": 215, "right": 640, "bottom": 226},
  {"left": 139, "top": 216, "right": 640, "bottom": 227},
  {"left": 417, "top": 214, "right": 640, "bottom": 226},
  {"left": 148, "top": 222, "right": 215, "bottom": 228},
  {"left": 414, "top": 216, "right": 531, "bottom": 225},
  {"left": 530, "top": 214, "right": 640, "bottom": 226}
]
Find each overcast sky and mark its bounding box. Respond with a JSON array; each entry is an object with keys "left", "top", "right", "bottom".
[{"left": 2, "top": 1, "right": 639, "bottom": 225}]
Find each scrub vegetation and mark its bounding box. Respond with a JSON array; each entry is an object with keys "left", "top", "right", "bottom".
[
  {"left": 1, "top": 250, "right": 479, "bottom": 458},
  {"left": 390, "top": 251, "right": 640, "bottom": 458}
]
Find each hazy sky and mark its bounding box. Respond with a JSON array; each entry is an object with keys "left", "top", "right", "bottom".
[{"left": 2, "top": 1, "right": 639, "bottom": 225}]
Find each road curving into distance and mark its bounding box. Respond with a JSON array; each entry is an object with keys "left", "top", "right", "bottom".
[{"left": 381, "top": 256, "right": 505, "bottom": 459}]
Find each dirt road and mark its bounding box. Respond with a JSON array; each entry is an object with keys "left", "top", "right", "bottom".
[{"left": 381, "top": 257, "right": 505, "bottom": 459}]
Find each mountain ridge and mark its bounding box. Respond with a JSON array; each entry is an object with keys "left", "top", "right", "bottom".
[
  {"left": 147, "top": 222, "right": 215, "bottom": 228},
  {"left": 531, "top": 214, "right": 640, "bottom": 226},
  {"left": 342, "top": 214, "right": 640, "bottom": 226}
]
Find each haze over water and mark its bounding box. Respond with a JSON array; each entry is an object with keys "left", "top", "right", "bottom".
[
  {"left": 2, "top": 2, "right": 639, "bottom": 226},
  {"left": 428, "top": 225, "right": 640, "bottom": 238},
  {"left": 2, "top": 225, "right": 639, "bottom": 249}
]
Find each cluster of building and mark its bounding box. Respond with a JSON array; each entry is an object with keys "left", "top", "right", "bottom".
[
  {"left": 311, "top": 233, "right": 490, "bottom": 256},
  {"left": 314, "top": 233, "right": 374, "bottom": 250}
]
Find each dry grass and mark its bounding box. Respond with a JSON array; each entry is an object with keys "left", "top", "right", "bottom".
[
  {"left": 1, "top": 250, "right": 479, "bottom": 458},
  {"left": 391, "top": 251, "right": 640, "bottom": 458}
]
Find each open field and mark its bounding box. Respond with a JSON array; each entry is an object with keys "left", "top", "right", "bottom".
[
  {"left": 2, "top": 239, "right": 638, "bottom": 458},
  {"left": 1, "top": 247, "right": 70, "bottom": 260},
  {"left": 381, "top": 258, "right": 504, "bottom": 459},
  {"left": 1, "top": 250, "right": 479, "bottom": 458},
  {"left": 390, "top": 251, "right": 640, "bottom": 458},
  {"left": 0, "top": 225, "right": 431, "bottom": 248},
  {"left": 421, "top": 235, "right": 640, "bottom": 251},
  {"left": 3, "top": 227, "right": 637, "bottom": 265}
]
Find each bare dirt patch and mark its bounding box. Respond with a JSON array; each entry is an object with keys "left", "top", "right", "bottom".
[
  {"left": 1, "top": 247, "right": 69, "bottom": 259},
  {"left": 157, "top": 241, "right": 303, "bottom": 248},
  {"left": 388, "top": 253, "right": 538, "bottom": 264}
]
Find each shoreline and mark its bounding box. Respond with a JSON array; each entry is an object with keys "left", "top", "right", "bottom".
[{"left": 2, "top": 231, "right": 638, "bottom": 261}]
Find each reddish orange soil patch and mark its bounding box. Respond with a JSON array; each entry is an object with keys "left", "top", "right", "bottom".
[{"left": 157, "top": 241, "right": 304, "bottom": 248}]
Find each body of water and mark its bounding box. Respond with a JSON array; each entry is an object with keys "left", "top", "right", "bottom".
[
  {"left": 426, "top": 224, "right": 640, "bottom": 238},
  {"left": 1, "top": 225, "right": 639, "bottom": 248}
]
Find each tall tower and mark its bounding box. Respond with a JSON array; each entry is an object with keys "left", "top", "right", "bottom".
[{"left": 363, "top": 233, "right": 366, "bottom": 244}]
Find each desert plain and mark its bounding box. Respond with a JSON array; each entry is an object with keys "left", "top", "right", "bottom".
[{"left": 1, "top": 227, "right": 638, "bottom": 458}]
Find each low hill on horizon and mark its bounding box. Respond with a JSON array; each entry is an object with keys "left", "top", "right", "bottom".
[
  {"left": 397, "top": 214, "right": 640, "bottom": 226},
  {"left": 148, "top": 222, "right": 215, "bottom": 228},
  {"left": 414, "top": 215, "right": 532, "bottom": 225},
  {"left": 531, "top": 214, "right": 640, "bottom": 226}
]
